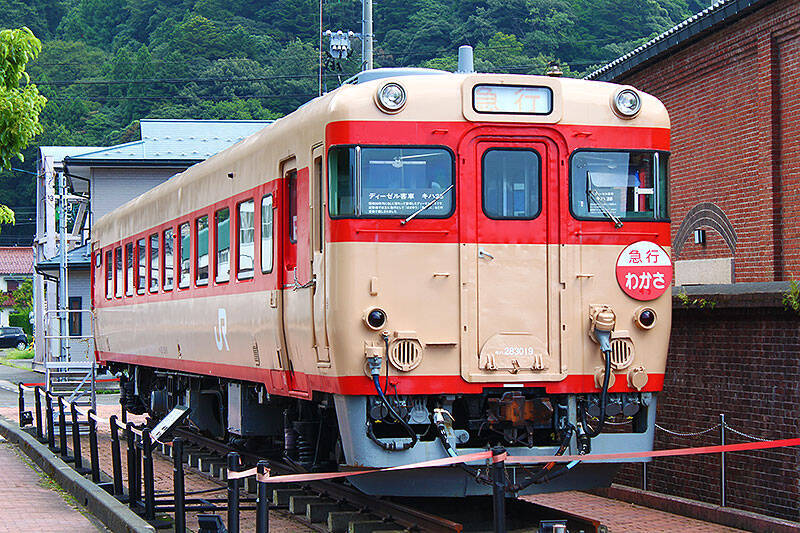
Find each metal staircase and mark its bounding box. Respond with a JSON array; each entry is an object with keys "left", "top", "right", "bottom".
[{"left": 43, "top": 309, "right": 96, "bottom": 410}]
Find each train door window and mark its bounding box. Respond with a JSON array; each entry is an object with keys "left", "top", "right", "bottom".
[
  {"left": 114, "top": 247, "right": 122, "bottom": 298},
  {"left": 237, "top": 200, "right": 255, "bottom": 279},
  {"left": 163, "top": 228, "right": 174, "bottom": 291},
  {"left": 313, "top": 156, "right": 323, "bottom": 252},
  {"left": 482, "top": 149, "right": 541, "bottom": 219},
  {"left": 149, "top": 233, "right": 159, "bottom": 292},
  {"left": 215, "top": 207, "right": 230, "bottom": 283},
  {"left": 125, "top": 243, "right": 134, "bottom": 296},
  {"left": 287, "top": 171, "right": 297, "bottom": 243},
  {"left": 137, "top": 238, "right": 146, "bottom": 294},
  {"left": 178, "top": 222, "right": 190, "bottom": 289},
  {"left": 196, "top": 215, "right": 209, "bottom": 286},
  {"left": 328, "top": 147, "right": 356, "bottom": 216},
  {"left": 105, "top": 250, "right": 113, "bottom": 299},
  {"left": 68, "top": 297, "right": 81, "bottom": 336},
  {"left": 261, "top": 195, "right": 273, "bottom": 273}
]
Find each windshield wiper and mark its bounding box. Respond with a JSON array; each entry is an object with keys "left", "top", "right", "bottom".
[
  {"left": 588, "top": 189, "right": 624, "bottom": 229},
  {"left": 401, "top": 184, "right": 454, "bottom": 225}
]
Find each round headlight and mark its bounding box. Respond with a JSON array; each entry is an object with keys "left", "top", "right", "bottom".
[
  {"left": 634, "top": 307, "right": 657, "bottom": 330},
  {"left": 613, "top": 88, "right": 641, "bottom": 118},
  {"left": 365, "top": 308, "right": 387, "bottom": 330},
  {"left": 376, "top": 82, "right": 406, "bottom": 113}
]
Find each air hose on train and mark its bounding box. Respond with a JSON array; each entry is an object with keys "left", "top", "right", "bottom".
[
  {"left": 512, "top": 423, "right": 577, "bottom": 490},
  {"left": 584, "top": 329, "right": 614, "bottom": 439}
]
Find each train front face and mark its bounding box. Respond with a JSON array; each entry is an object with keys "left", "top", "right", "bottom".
[{"left": 324, "top": 73, "right": 671, "bottom": 496}]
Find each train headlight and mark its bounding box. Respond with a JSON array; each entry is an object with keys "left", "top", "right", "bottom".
[
  {"left": 364, "top": 308, "right": 387, "bottom": 330},
  {"left": 634, "top": 307, "right": 657, "bottom": 330},
  {"left": 612, "top": 88, "right": 641, "bottom": 118},
  {"left": 376, "top": 82, "right": 407, "bottom": 113}
]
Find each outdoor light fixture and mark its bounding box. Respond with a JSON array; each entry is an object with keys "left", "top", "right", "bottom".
[{"left": 376, "top": 82, "right": 407, "bottom": 113}]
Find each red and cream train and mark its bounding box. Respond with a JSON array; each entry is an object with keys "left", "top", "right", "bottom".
[{"left": 91, "top": 67, "right": 672, "bottom": 496}]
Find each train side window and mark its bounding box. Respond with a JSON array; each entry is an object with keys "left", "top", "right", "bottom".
[
  {"left": 215, "top": 207, "right": 230, "bottom": 283},
  {"left": 114, "top": 246, "right": 123, "bottom": 298},
  {"left": 196, "top": 215, "right": 209, "bottom": 286},
  {"left": 178, "top": 222, "right": 190, "bottom": 289},
  {"left": 137, "top": 238, "right": 146, "bottom": 294},
  {"left": 149, "top": 233, "right": 159, "bottom": 292},
  {"left": 261, "top": 195, "right": 273, "bottom": 273},
  {"left": 105, "top": 250, "right": 113, "bottom": 299},
  {"left": 163, "top": 228, "right": 174, "bottom": 291},
  {"left": 237, "top": 199, "right": 255, "bottom": 279},
  {"left": 125, "top": 243, "right": 134, "bottom": 296},
  {"left": 482, "top": 149, "right": 541, "bottom": 219},
  {"left": 287, "top": 170, "right": 297, "bottom": 243},
  {"left": 313, "top": 156, "right": 323, "bottom": 253}
]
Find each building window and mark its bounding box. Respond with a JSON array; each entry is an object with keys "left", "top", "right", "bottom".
[
  {"left": 125, "top": 243, "right": 133, "bottom": 296},
  {"left": 6, "top": 280, "right": 18, "bottom": 292},
  {"left": 215, "top": 208, "right": 230, "bottom": 283},
  {"left": 179, "top": 222, "right": 190, "bottom": 288},
  {"left": 68, "top": 297, "right": 81, "bottom": 336},
  {"left": 261, "top": 195, "right": 274, "bottom": 273},
  {"left": 114, "top": 247, "right": 122, "bottom": 298},
  {"left": 196, "top": 215, "right": 209, "bottom": 286},
  {"left": 105, "top": 250, "right": 113, "bottom": 299},
  {"left": 237, "top": 200, "right": 255, "bottom": 279},
  {"left": 149, "top": 233, "right": 159, "bottom": 292},
  {"left": 137, "top": 238, "right": 146, "bottom": 294},
  {"left": 163, "top": 228, "right": 174, "bottom": 291}
]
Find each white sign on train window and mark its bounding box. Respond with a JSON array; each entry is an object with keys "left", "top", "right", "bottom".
[{"left": 473, "top": 85, "right": 552, "bottom": 114}]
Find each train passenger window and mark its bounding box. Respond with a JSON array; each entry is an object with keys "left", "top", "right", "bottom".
[
  {"left": 261, "top": 195, "right": 273, "bottom": 273},
  {"left": 313, "top": 156, "right": 323, "bottom": 253},
  {"left": 196, "top": 216, "right": 209, "bottom": 286},
  {"left": 237, "top": 200, "right": 255, "bottom": 279},
  {"left": 137, "top": 238, "right": 146, "bottom": 294},
  {"left": 179, "top": 223, "right": 190, "bottom": 289},
  {"left": 287, "top": 171, "right": 297, "bottom": 243},
  {"left": 114, "top": 247, "right": 122, "bottom": 298},
  {"left": 163, "top": 228, "right": 174, "bottom": 291},
  {"left": 105, "top": 250, "right": 113, "bottom": 299},
  {"left": 570, "top": 150, "right": 669, "bottom": 221},
  {"left": 328, "top": 146, "right": 454, "bottom": 218},
  {"left": 149, "top": 233, "right": 159, "bottom": 292},
  {"left": 482, "top": 149, "right": 541, "bottom": 219},
  {"left": 215, "top": 208, "right": 230, "bottom": 283},
  {"left": 125, "top": 243, "right": 134, "bottom": 296}
]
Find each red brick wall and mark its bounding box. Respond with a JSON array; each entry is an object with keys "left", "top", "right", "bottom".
[
  {"left": 614, "top": 301, "right": 800, "bottom": 522},
  {"left": 615, "top": 0, "right": 800, "bottom": 282}
]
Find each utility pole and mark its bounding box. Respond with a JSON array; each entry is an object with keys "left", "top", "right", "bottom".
[
  {"left": 362, "top": 0, "right": 373, "bottom": 70},
  {"left": 58, "top": 171, "right": 68, "bottom": 362}
]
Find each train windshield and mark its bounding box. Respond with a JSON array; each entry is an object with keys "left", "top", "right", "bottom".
[
  {"left": 328, "top": 146, "right": 454, "bottom": 218},
  {"left": 570, "top": 150, "right": 668, "bottom": 221}
]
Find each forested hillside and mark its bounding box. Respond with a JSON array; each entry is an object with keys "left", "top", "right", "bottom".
[{"left": 0, "top": 0, "right": 705, "bottom": 244}]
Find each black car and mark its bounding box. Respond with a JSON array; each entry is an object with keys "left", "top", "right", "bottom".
[{"left": 0, "top": 327, "right": 28, "bottom": 350}]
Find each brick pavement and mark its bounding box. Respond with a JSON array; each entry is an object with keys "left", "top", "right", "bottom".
[
  {"left": 0, "top": 436, "right": 105, "bottom": 533},
  {"left": 523, "top": 491, "right": 747, "bottom": 533}
]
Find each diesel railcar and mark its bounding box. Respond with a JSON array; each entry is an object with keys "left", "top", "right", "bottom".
[{"left": 92, "top": 68, "right": 672, "bottom": 496}]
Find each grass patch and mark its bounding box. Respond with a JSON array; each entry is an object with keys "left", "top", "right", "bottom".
[{"left": 5, "top": 347, "right": 34, "bottom": 359}]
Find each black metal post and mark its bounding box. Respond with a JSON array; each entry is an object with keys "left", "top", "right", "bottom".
[
  {"left": 18, "top": 383, "right": 24, "bottom": 426},
  {"left": 119, "top": 373, "right": 127, "bottom": 424},
  {"left": 492, "top": 446, "right": 507, "bottom": 533},
  {"left": 88, "top": 409, "right": 101, "bottom": 483},
  {"left": 109, "top": 415, "right": 124, "bottom": 496},
  {"left": 227, "top": 452, "right": 241, "bottom": 533},
  {"left": 173, "top": 438, "right": 186, "bottom": 533},
  {"left": 58, "top": 397, "right": 69, "bottom": 461},
  {"left": 256, "top": 460, "right": 269, "bottom": 533},
  {"left": 34, "top": 387, "right": 43, "bottom": 441},
  {"left": 70, "top": 403, "right": 83, "bottom": 471},
  {"left": 45, "top": 391, "right": 55, "bottom": 450},
  {"left": 126, "top": 422, "right": 140, "bottom": 509},
  {"left": 142, "top": 428, "right": 155, "bottom": 520}
]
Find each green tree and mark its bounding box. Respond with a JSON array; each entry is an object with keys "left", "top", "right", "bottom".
[{"left": 12, "top": 278, "right": 32, "bottom": 316}]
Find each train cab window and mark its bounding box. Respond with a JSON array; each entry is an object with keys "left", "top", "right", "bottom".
[
  {"left": 482, "top": 149, "right": 541, "bottom": 219},
  {"left": 237, "top": 200, "right": 255, "bottom": 279},
  {"left": 137, "top": 238, "right": 146, "bottom": 294},
  {"left": 215, "top": 208, "right": 230, "bottom": 283},
  {"left": 105, "top": 250, "right": 113, "bottom": 299},
  {"left": 261, "top": 195, "right": 274, "bottom": 273},
  {"left": 328, "top": 146, "right": 454, "bottom": 218},
  {"left": 149, "top": 233, "right": 159, "bottom": 292},
  {"left": 125, "top": 243, "right": 134, "bottom": 296},
  {"left": 163, "top": 228, "right": 174, "bottom": 291},
  {"left": 178, "top": 223, "right": 190, "bottom": 289},
  {"left": 114, "top": 247, "right": 123, "bottom": 298},
  {"left": 196, "top": 215, "right": 209, "bottom": 286},
  {"left": 570, "top": 150, "right": 669, "bottom": 221}
]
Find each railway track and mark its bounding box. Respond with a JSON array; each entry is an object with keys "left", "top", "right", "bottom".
[{"left": 157, "top": 427, "right": 606, "bottom": 533}]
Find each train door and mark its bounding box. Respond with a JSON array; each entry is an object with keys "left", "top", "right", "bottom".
[
  {"left": 465, "top": 138, "right": 562, "bottom": 382},
  {"left": 310, "top": 145, "right": 330, "bottom": 364}
]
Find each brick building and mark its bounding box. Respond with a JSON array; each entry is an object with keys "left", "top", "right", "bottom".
[{"left": 590, "top": 0, "right": 800, "bottom": 285}]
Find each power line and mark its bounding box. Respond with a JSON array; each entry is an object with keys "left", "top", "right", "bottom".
[{"left": 45, "top": 93, "right": 317, "bottom": 102}]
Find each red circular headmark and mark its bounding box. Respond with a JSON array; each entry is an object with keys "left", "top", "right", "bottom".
[{"left": 616, "top": 241, "right": 672, "bottom": 301}]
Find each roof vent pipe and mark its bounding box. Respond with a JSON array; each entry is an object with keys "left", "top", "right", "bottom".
[{"left": 457, "top": 45, "right": 475, "bottom": 73}]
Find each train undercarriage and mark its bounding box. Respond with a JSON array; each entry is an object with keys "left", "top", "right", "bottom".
[{"left": 114, "top": 364, "right": 656, "bottom": 496}]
